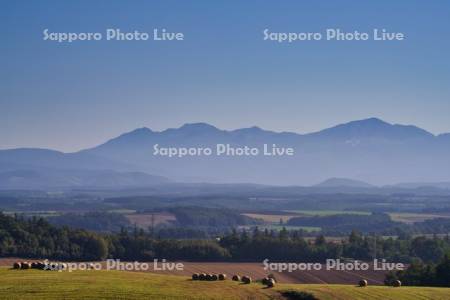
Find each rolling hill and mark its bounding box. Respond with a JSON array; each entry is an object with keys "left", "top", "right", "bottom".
[{"left": 0, "top": 268, "right": 449, "bottom": 300}]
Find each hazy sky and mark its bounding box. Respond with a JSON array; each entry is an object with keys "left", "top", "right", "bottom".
[{"left": 1, "top": 1, "right": 450, "bottom": 152}]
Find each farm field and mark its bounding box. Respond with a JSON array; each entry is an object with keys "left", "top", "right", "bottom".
[
  {"left": 242, "top": 212, "right": 321, "bottom": 232},
  {"left": 125, "top": 212, "right": 177, "bottom": 228},
  {"left": 146, "top": 261, "right": 386, "bottom": 285},
  {"left": 107, "top": 209, "right": 137, "bottom": 214},
  {"left": 285, "top": 210, "right": 372, "bottom": 216},
  {"left": 244, "top": 210, "right": 450, "bottom": 226},
  {"left": 387, "top": 212, "right": 450, "bottom": 224},
  {"left": 0, "top": 268, "right": 449, "bottom": 300},
  {"left": 2, "top": 211, "right": 62, "bottom": 217},
  {"left": 243, "top": 213, "right": 301, "bottom": 223},
  {"left": 253, "top": 224, "right": 322, "bottom": 232},
  {"left": 0, "top": 259, "right": 387, "bottom": 285}
]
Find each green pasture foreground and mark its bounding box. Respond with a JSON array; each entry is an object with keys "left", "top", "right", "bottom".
[{"left": 0, "top": 268, "right": 449, "bottom": 300}]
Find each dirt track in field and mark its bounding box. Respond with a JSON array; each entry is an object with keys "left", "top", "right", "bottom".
[{"left": 0, "top": 258, "right": 388, "bottom": 285}]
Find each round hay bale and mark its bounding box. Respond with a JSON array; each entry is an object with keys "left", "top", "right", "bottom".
[
  {"left": 232, "top": 275, "right": 241, "bottom": 281},
  {"left": 393, "top": 280, "right": 401, "bottom": 287},
  {"left": 242, "top": 276, "right": 252, "bottom": 284},
  {"left": 13, "top": 262, "right": 21, "bottom": 269},
  {"left": 211, "top": 274, "right": 218, "bottom": 281},
  {"left": 37, "top": 262, "right": 46, "bottom": 270},
  {"left": 267, "top": 278, "right": 275, "bottom": 288},
  {"left": 218, "top": 273, "right": 227, "bottom": 280},
  {"left": 192, "top": 273, "right": 199, "bottom": 280},
  {"left": 359, "top": 279, "right": 368, "bottom": 287},
  {"left": 267, "top": 273, "right": 277, "bottom": 282},
  {"left": 206, "top": 274, "right": 213, "bottom": 281},
  {"left": 21, "top": 262, "right": 31, "bottom": 270},
  {"left": 199, "top": 273, "right": 207, "bottom": 281}
]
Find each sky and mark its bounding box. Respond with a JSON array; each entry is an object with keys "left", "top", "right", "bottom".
[{"left": 1, "top": 0, "right": 450, "bottom": 152}]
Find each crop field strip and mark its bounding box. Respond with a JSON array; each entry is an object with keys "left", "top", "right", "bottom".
[
  {"left": 0, "top": 259, "right": 387, "bottom": 285},
  {"left": 0, "top": 268, "right": 449, "bottom": 299}
]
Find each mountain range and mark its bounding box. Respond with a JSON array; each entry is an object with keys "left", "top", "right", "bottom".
[{"left": 1, "top": 117, "right": 450, "bottom": 189}]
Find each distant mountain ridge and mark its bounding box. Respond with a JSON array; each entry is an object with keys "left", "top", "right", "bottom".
[
  {"left": 307, "top": 118, "right": 434, "bottom": 140},
  {"left": 1, "top": 118, "right": 450, "bottom": 188},
  {"left": 315, "top": 178, "right": 375, "bottom": 188}
]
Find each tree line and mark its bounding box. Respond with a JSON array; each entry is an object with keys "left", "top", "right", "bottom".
[
  {"left": 385, "top": 255, "right": 450, "bottom": 287},
  {"left": 1, "top": 213, "right": 450, "bottom": 266}
]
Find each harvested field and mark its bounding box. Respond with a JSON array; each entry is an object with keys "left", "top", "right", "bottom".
[
  {"left": 254, "top": 225, "right": 321, "bottom": 232},
  {"left": 388, "top": 212, "right": 450, "bottom": 224},
  {"left": 241, "top": 212, "right": 321, "bottom": 232},
  {"left": 0, "top": 259, "right": 387, "bottom": 285},
  {"left": 242, "top": 213, "right": 301, "bottom": 223},
  {"left": 0, "top": 267, "right": 448, "bottom": 300},
  {"left": 286, "top": 210, "right": 371, "bottom": 216},
  {"left": 125, "top": 212, "right": 176, "bottom": 228},
  {"left": 152, "top": 262, "right": 388, "bottom": 285}
]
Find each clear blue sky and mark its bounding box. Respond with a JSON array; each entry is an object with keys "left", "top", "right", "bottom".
[{"left": 1, "top": 0, "right": 450, "bottom": 152}]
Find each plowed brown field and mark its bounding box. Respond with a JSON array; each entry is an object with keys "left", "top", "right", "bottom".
[{"left": 0, "top": 258, "right": 388, "bottom": 285}]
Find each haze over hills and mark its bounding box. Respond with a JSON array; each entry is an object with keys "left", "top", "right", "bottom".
[
  {"left": 0, "top": 169, "right": 169, "bottom": 189},
  {"left": 1, "top": 118, "right": 450, "bottom": 188}
]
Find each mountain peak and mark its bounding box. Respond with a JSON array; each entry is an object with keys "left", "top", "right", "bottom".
[
  {"left": 95, "top": 127, "right": 154, "bottom": 148},
  {"left": 130, "top": 127, "right": 153, "bottom": 134},
  {"left": 176, "top": 122, "right": 221, "bottom": 133},
  {"left": 351, "top": 117, "right": 389, "bottom": 125},
  {"left": 232, "top": 126, "right": 269, "bottom": 134},
  {"left": 311, "top": 117, "right": 433, "bottom": 140},
  {"left": 118, "top": 127, "right": 154, "bottom": 138},
  {"left": 338, "top": 117, "right": 391, "bottom": 129}
]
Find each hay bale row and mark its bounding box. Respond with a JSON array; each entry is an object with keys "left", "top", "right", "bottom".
[
  {"left": 12, "top": 261, "right": 67, "bottom": 271},
  {"left": 192, "top": 272, "right": 253, "bottom": 284},
  {"left": 12, "top": 261, "right": 32, "bottom": 270},
  {"left": 13, "top": 261, "right": 45, "bottom": 270},
  {"left": 192, "top": 273, "right": 227, "bottom": 281},
  {"left": 231, "top": 274, "right": 252, "bottom": 284},
  {"left": 32, "top": 262, "right": 46, "bottom": 269}
]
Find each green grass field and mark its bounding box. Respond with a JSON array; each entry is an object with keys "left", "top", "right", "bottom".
[{"left": 0, "top": 268, "right": 448, "bottom": 300}]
